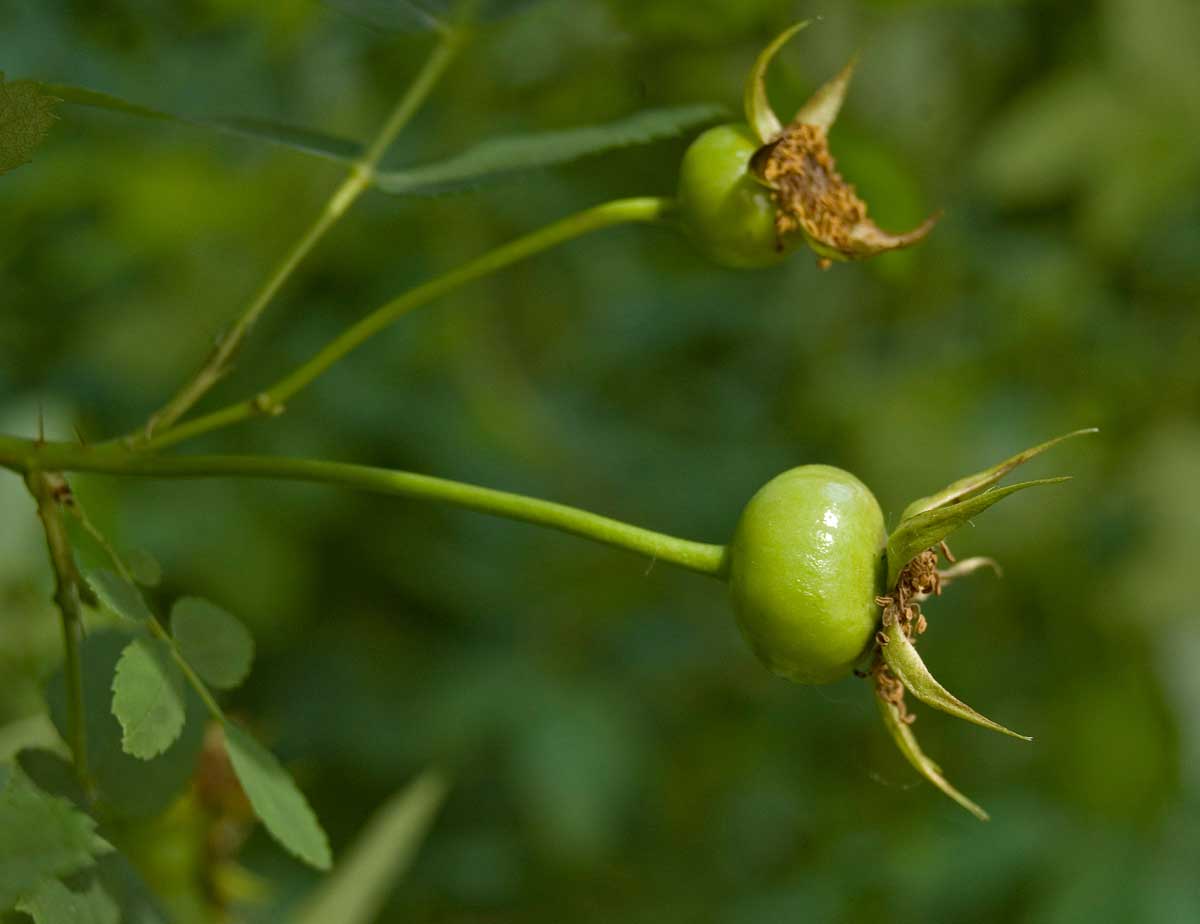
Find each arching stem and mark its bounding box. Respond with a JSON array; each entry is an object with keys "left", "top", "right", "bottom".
[
  {"left": 137, "top": 196, "right": 674, "bottom": 451},
  {"left": 0, "top": 436, "right": 727, "bottom": 579}
]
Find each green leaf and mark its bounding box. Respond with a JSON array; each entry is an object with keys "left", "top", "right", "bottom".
[
  {"left": 0, "top": 73, "right": 59, "bottom": 176},
  {"left": 324, "top": 0, "right": 541, "bottom": 32},
  {"left": 886, "top": 478, "right": 1070, "bottom": 588},
  {"left": 375, "top": 104, "right": 725, "bottom": 196},
  {"left": 16, "top": 750, "right": 88, "bottom": 809},
  {"left": 85, "top": 570, "right": 154, "bottom": 624},
  {"left": 213, "top": 116, "right": 364, "bottom": 161},
  {"left": 43, "top": 83, "right": 363, "bottom": 163},
  {"left": 880, "top": 622, "right": 1030, "bottom": 740},
  {"left": 876, "top": 693, "right": 989, "bottom": 822},
  {"left": 16, "top": 874, "right": 119, "bottom": 924},
  {"left": 170, "top": 597, "right": 254, "bottom": 690},
  {"left": 7, "top": 754, "right": 170, "bottom": 922},
  {"left": 0, "top": 768, "right": 109, "bottom": 910},
  {"left": 111, "top": 638, "right": 187, "bottom": 760},
  {"left": 91, "top": 854, "right": 170, "bottom": 924},
  {"left": 47, "top": 633, "right": 207, "bottom": 820},
  {"left": 292, "top": 771, "right": 448, "bottom": 924},
  {"left": 899, "top": 428, "right": 1096, "bottom": 522},
  {"left": 223, "top": 722, "right": 332, "bottom": 871},
  {"left": 124, "top": 549, "right": 163, "bottom": 588}
]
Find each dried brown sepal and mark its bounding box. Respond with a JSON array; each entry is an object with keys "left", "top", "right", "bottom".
[{"left": 756, "top": 124, "right": 937, "bottom": 265}]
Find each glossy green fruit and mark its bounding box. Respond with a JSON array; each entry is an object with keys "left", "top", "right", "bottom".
[
  {"left": 729, "top": 465, "right": 887, "bottom": 684},
  {"left": 676, "top": 123, "right": 798, "bottom": 269}
]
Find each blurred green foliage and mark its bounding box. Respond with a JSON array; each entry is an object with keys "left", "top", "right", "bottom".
[{"left": 2, "top": 0, "right": 1199, "bottom": 921}]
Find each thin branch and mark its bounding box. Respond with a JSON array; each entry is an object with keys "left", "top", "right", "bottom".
[
  {"left": 135, "top": 27, "right": 466, "bottom": 442},
  {"left": 1, "top": 436, "right": 727, "bottom": 579},
  {"left": 140, "top": 196, "right": 675, "bottom": 451}
]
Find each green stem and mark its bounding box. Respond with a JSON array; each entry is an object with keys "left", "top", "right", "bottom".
[
  {"left": 140, "top": 196, "right": 674, "bottom": 451},
  {"left": 136, "top": 28, "right": 465, "bottom": 443},
  {"left": 360, "top": 31, "right": 463, "bottom": 168},
  {"left": 0, "top": 436, "right": 727, "bottom": 579},
  {"left": 24, "top": 472, "right": 91, "bottom": 794}
]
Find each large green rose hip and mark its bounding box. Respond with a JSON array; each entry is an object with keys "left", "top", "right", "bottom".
[{"left": 729, "top": 465, "right": 886, "bottom": 684}]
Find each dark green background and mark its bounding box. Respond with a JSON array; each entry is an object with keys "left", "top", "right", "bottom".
[{"left": 2, "top": 0, "right": 1199, "bottom": 921}]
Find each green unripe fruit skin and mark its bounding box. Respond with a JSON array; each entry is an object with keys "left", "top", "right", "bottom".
[
  {"left": 677, "top": 124, "right": 796, "bottom": 269},
  {"left": 729, "top": 465, "right": 887, "bottom": 684}
]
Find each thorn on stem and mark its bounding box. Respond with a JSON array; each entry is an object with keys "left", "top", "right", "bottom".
[{"left": 253, "top": 393, "right": 286, "bottom": 417}]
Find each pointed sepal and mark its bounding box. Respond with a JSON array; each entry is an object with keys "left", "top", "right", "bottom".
[
  {"left": 886, "top": 478, "right": 1069, "bottom": 588},
  {"left": 900, "top": 429, "right": 1096, "bottom": 522},
  {"left": 880, "top": 622, "right": 1030, "bottom": 741},
  {"left": 938, "top": 556, "right": 1002, "bottom": 585},
  {"left": 792, "top": 54, "right": 858, "bottom": 132},
  {"left": 876, "top": 692, "right": 989, "bottom": 821},
  {"left": 744, "top": 21, "right": 810, "bottom": 144}
]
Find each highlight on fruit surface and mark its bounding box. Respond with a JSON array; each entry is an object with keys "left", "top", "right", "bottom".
[
  {"left": 727, "top": 429, "right": 1094, "bottom": 817},
  {"left": 676, "top": 20, "right": 938, "bottom": 270}
]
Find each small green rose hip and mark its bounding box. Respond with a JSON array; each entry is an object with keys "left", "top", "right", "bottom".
[
  {"left": 727, "top": 429, "right": 1094, "bottom": 818},
  {"left": 677, "top": 21, "right": 937, "bottom": 270},
  {"left": 677, "top": 123, "right": 797, "bottom": 269}
]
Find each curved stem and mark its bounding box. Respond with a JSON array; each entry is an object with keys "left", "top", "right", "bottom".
[
  {"left": 136, "top": 28, "right": 465, "bottom": 443},
  {"left": 140, "top": 196, "right": 674, "bottom": 451},
  {"left": 0, "top": 436, "right": 727, "bottom": 579}
]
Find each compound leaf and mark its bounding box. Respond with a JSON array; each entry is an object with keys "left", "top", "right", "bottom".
[
  {"left": 44, "top": 83, "right": 362, "bottom": 163},
  {"left": 375, "top": 103, "right": 725, "bottom": 196},
  {"left": 0, "top": 768, "right": 109, "bottom": 910},
  {"left": 223, "top": 722, "right": 332, "bottom": 871},
  {"left": 111, "top": 638, "right": 187, "bottom": 760},
  {"left": 47, "top": 633, "right": 206, "bottom": 820},
  {"left": 0, "top": 73, "right": 59, "bottom": 176},
  {"left": 171, "top": 597, "right": 254, "bottom": 690}
]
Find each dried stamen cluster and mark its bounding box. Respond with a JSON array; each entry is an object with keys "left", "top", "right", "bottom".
[
  {"left": 756, "top": 123, "right": 937, "bottom": 268},
  {"left": 759, "top": 125, "right": 868, "bottom": 265}
]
